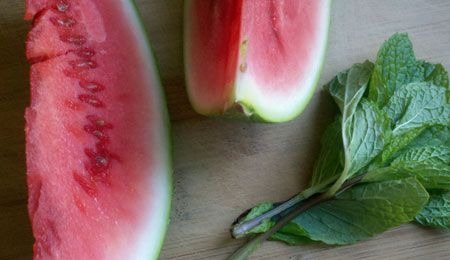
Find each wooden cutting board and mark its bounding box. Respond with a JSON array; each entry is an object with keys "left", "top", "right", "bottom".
[{"left": 1, "top": 0, "right": 449, "bottom": 259}]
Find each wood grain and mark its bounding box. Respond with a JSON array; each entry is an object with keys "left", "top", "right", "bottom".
[{"left": 0, "top": 0, "right": 449, "bottom": 259}]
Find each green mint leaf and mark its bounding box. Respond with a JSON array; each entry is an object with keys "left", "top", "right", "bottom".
[
  {"left": 346, "top": 100, "right": 391, "bottom": 176},
  {"left": 270, "top": 222, "right": 314, "bottom": 245},
  {"left": 392, "top": 145, "right": 450, "bottom": 165},
  {"left": 384, "top": 82, "right": 450, "bottom": 136},
  {"left": 363, "top": 162, "right": 450, "bottom": 190},
  {"left": 415, "top": 191, "right": 450, "bottom": 229},
  {"left": 379, "top": 127, "right": 425, "bottom": 164},
  {"left": 309, "top": 119, "right": 343, "bottom": 188},
  {"left": 269, "top": 232, "right": 313, "bottom": 245},
  {"left": 421, "top": 61, "right": 449, "bottom": 88},
  {"left": 377, "top": 126, "right": 449, "bottom": 166},
  {"left": 324, "top": 61, "right": 374, "bottom": 116},
  {"left": 405, "top": 126, "right": 450, "bottom": 148},
  {"left": 369, "top": 33, "right": 424, "bottom": 106},
  {"left": 241, "top": 202, "right": 274, "bottom": 235},
  {"left": 287, "top": 178, "right": 429, "bottom": 245}
]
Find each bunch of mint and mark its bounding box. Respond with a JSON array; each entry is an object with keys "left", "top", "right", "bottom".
[{"left": 229, "top": 33, "right": 449, "bottom": 259}]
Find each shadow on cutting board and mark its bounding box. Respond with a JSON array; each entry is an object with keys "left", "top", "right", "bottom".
[{"left": 0, "top": 1, "right": 34, "bottom": 259}]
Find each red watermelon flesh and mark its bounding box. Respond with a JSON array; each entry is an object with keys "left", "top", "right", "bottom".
[
  {"left": 25, "top": 0, "right": 171, "bottom": 259},
  {"left": 185, "top": 0, "right": 331, "bottom": 122}
]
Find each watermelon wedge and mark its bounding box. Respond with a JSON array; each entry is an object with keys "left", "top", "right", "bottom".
[
  {"left": 184, "top": 0, "right": 331, "bottom": 122},
  {"left": 25, "top": 0, "right": 171, "bottom": 259}
]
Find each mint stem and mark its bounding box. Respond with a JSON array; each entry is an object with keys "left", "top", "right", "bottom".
[
  {"left": 231, "top": 179, "right": 336, "bottom": 238},
  {"left": 228, "top": 193, "right": 329, "bottom": 260},
  {"left": 231, "top": 192, "right": 308, "bottom": 238},
  {"left": 228, "top": 175, "right": 364, "bottom": 259}
]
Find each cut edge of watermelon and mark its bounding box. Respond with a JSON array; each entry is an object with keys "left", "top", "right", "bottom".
[
  {"left": 234, "top": 0, "right": 331, "bottom": 123},
  {"left": 183, "top": 0, "right": 241, "bottom": 117},
  {"left": 115, "top": 1, "right": 172, "bottom": 259}
]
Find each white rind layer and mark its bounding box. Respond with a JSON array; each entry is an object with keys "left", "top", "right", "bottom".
[
  {"left": 119, "top": 1, "right": 172, "bottom": 260},
  {"left": 234, "top": 0, "right": 331, "bottom": 122}
]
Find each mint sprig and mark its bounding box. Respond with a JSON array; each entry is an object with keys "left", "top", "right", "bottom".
[{"left": 228, "top": 33, "right": 450, "bottom": 259}]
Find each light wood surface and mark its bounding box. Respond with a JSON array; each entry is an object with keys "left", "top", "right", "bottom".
[{"left": 1, "top": 0, "right": 449, "bottom": 259}]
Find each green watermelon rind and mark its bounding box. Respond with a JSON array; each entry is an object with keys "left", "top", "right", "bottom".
[{"left": 127, "top": 1, "right": 172, "bottom": 259}]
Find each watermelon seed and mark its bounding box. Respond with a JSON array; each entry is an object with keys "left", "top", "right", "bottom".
[
  {"left": 95, "top": 156, "right": 109, "bottom": 167},
  {"left": 56, "top": 0, "right": 69, "bottom": 12},
  {"left": 86, "top": 115, "right": 113, "bottom": 129},
  {"left": 80, "top": 81, "right": 105, "bottom": 93},
  {"left": 92, "top": 130, "right": 106, "bottom": 139},
  {"left": 70, "top": 60, "right": 97, "bottom": 69},
  {"left": 240, "top": 62, "right": 247, "bottom": 73},
  {"left": 79, "top": 94, "right": 104, "bottom": 107},
  {"left": 60, "top": 34, "right": 87, "bottom": 45},
  {"left": 52, "top": 16, "right": 76, "bottom": 27},
  {"left": 83, "top": 125, "right": 109, "bottom": 141},
  {"left": 76, "top": 49, "right": 96, "bottom": 58}
]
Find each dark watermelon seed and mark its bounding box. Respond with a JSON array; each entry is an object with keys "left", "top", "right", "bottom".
[
  {"left": 56, "top": 0, "right": 70, "bottom": 12},
  {"left": 95, "top": 156, "right": 109, "bottom": 167}
]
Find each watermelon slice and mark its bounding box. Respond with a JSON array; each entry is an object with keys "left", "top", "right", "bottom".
[
  {"left": 25, "top": 0, "right": 171, "bottom": 259},
  {"left": 184, "top": 0, "right": 331, "bottom": 122}
]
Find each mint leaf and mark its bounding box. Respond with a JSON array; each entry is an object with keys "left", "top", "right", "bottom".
[
  {"left": 377, "top": 126, "right": 449, "bottom": 165},
  {"left": 241, "top": 202, "right": 274, "bottom": 235},
  {"left": 309, "top": 119, "right": 343, "bottom": 188},
  {"left": 363, "top": 162, "right": 450, "bottom": 190},
  {"left": 421, "top": 61, "right": 449, "bottom": 88},
  {"left": 287, "top": 178, "right": 429, "bottom": 245},
  {"left": 369, "top": 33, "right": 424, "bottom": 106},
  {"left": 384, "top": 82, "right": 450, "bottom": 136},
  {"left": 346, "top": 100, "right": 390, "bottom": 175},
  {"left": 415, "top": 191, "right": 450, "bottom": 229},
  {"left": 405, "top": 126, "right": 450, "bottom": 148},
  {"left": 393, "top": 146, "right": 450, "bottom": 165},
  {"left": 322, "top": 61, "right": 377, "bottom": 193},
  {"left": 324, "top": 61, "right": 374, "bottom": 116},
  {"left": 270, "top": 222, "right": 314, "bottom": 245},
  {"left": 379, "top": 127, "right": 425, "bottom": 164},
  {"left": 270, "top": 232, "right": 313, "bottom": 245}
]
